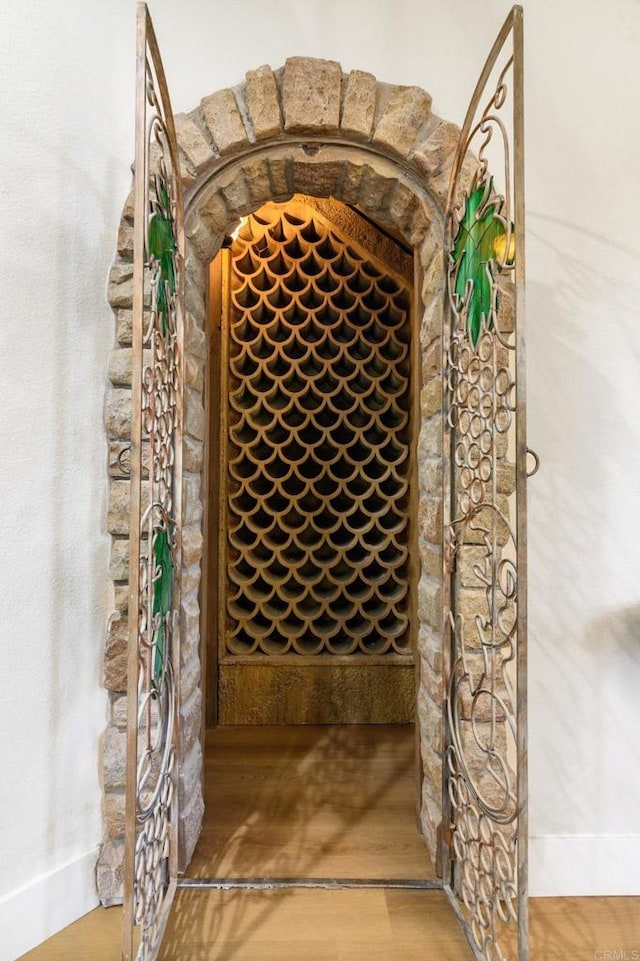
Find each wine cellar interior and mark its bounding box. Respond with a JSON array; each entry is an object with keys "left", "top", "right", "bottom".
[{"left": 205, "top": 195, "right": 419, "bottom": 726}]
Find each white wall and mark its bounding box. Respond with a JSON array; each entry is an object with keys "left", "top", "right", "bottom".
[
  {"left": 1, "top": 0, "right": 639, "bottom": 954},
  {"left": 0, "top": 2, "right": 132, "bottom": 958},
  {"left": 525, "top": 1, "right": 640, "bottom": 898}
]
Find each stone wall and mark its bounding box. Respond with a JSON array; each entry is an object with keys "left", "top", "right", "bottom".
[{"left": 98, "top": 57, "right": 465, "bottom": 902}]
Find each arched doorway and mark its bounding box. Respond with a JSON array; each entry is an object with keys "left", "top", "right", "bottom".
[
  {"left": 174, "top": 88, "right": 452, "bottom": 881},
  {"left": 101, "top": 58, "right": 452, "bottom": 900},
  {"left": 102, "top": 7, "right": 528, "bottom": 958}
]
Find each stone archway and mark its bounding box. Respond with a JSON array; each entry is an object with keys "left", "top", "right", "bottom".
[{"left": 98, "top": 57, "right": 471, "bottom": 903}]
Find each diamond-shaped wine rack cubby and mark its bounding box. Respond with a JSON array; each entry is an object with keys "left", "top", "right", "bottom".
[{"left": 220, "top": 197, "right": 414, "bottom": 663}]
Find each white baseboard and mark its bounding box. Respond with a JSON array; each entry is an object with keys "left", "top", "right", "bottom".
[
  {"left": 0, "top": 847, "right": 99, "bottom": 961},
  {"left": 530, "top": 834, "right": 640, "bottom": 897}
]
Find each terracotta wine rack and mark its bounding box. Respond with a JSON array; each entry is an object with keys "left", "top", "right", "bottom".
[{"left": 220, "top": 199, "right": 413, "bottom": 659}]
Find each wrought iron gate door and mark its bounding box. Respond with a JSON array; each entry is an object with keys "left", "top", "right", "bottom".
[
  {"left": 442, "top": 7, "right": 529, "bottom": 961},
  {"left": 123, "top": 4, "right": 185, "bottom": 959}
]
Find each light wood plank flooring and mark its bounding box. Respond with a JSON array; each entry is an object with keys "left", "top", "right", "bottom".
[
  {"left": 186, "top": 724, "right": 433, "bottom": 880},
  {"left": 18, "top": 724, "right": 640, "bottom": 960},
  {"left": 20, "top": 894, "right": 640, "bottom": 961},
  {"left": 160, "top": 888, "right": 472, "bottom": 960}
]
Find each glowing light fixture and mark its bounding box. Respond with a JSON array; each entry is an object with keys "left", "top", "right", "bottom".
[
  {"left": 230, "top": 216, "right": 248, "bottom": 242},
  {"left": 493, "top": 229, "right": 516, "bottom": 265}
]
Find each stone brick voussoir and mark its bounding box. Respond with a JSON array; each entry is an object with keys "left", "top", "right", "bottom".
[
  {"left": 219, "top": 171, "right": 251, "bottom": 220},
  {"left": 200, "top": 89, "right": 251, "bottom": 155},
  {"left": 174, "top": 112, "right": 217, "bottom": 175},
  {"left": 357, "top": 164, "right": 396, "bottom": 218},
  {"left": 341, "top": 70, "right": 377, "bottom": 140},
  {"left": 410, "top": 118, "right": 461, "bottom": 178},
  {"left": 373, "top": 86, "right": 432, "bottom": 158},
  {"left": 184, "top": 213, "right": 219, "bottom": 264},
  {"left": 267, "top": 157, "right": 294, "bottom": 201},
  {"left": 293, "top": 159, "right": 342, "bottom": 198},
  {"left": 283, "top": 57, "right": 342, "bottom": 135},
  {"left": 387, "top": 181, "right": 419, "bottom": 239},
  {"left": 244, "top": 65, "right": 282, "bottom": 141},
  {"left": 243, "top": 157, "right": 273, "bottom": 207}
]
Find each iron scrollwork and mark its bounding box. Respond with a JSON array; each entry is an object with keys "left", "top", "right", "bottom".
[
  {"left": 123, "top": 5, "right": 184, "bottom": 960},
  {"left": 443, "top": 7, "right": 527, "bottom": 961}
]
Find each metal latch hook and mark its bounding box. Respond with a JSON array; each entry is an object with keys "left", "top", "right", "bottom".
[{"left": 526, "top": 447, "right": 540, "bottom": 478}]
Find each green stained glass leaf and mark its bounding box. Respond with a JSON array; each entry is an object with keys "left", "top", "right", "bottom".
[
  {"left": 452, "top": 176, "right": 506, "bottom": 347},
  {"left": 152, "top": 527, "right": 173, "bottom": 686},
  {"left": 148, "top": 212, "right": 174, "bottom": 260},
  {"left": 148, "top": 211, "right": 176, "bottom": 334},
  {"left": 154, "top": 623, "right": 165, "bottom": 690},
  {"left": 161, "top": 250, "right": 176, "bottom": 294}
]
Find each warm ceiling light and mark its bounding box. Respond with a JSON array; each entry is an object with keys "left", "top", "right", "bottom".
[{"left": 230, "top": 217, "right": 248, "bottom": 242}]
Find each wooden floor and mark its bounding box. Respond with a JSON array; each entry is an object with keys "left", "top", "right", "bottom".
[
  {"left": 19, "top": 893, "right": 640, "bottom": 961},
  {"left": 160, "top": 888, "right": 472, "bottom": 961},
  {"left": 18, "top": 724, "right": 640, "bottom": 960},
  {"left": 17, "top": 888, "right": 474, "bottom": 961},
  {"left": 186, "top": 724, "right": 433, "bottom": 880}
]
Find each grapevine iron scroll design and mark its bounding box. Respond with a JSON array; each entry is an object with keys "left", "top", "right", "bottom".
[
  {"left": 443, "top": 8, "right": 526, "bottom": 961},
  {"left": 124, "top": 6, "right": 184, "bottom": 961}
]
